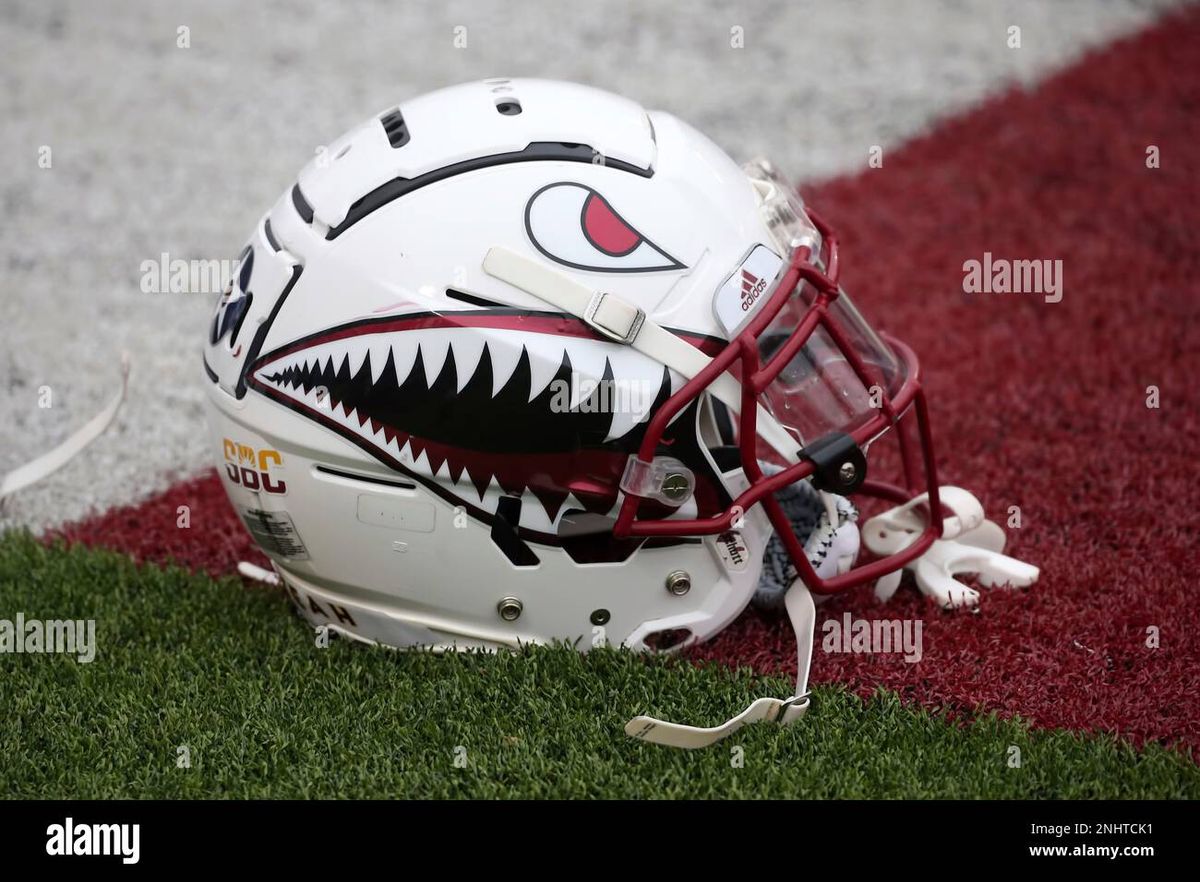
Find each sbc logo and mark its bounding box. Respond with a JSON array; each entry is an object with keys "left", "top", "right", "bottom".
[
  {"left": 740, "top": 269, "right": 767, "bottom": 311},
  {"left": 223, "top": 439, "right": 287, "bottom": 494}
]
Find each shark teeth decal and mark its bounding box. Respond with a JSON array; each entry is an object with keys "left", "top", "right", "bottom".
[{"left": 248, "top": 315, "right": 682, "bottom": 532}]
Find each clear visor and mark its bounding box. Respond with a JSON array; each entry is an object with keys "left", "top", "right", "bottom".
[
  {"left": 757, "top": 280, "right": 905, "bottom": 445},
  {"left": 743, "top": 158, "right": 905, "bottom": 447}
]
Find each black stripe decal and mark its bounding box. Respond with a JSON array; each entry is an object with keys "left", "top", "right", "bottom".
[
  {"left": 236, "top": 264, "right": 304, "bottom": 399},
  {"left": 326, "top": 141, "right": 653, "bottom": 241},
  {"left": 445, "top": 288, "right": 506, "bottom": 308},
  {"left": 314, "top": 464, "right": 416, "bottom": 490}
]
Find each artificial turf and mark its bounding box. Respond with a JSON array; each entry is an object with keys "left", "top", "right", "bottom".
[{"left": 0, "top": 531, "right": 1196, "bottom": 799}]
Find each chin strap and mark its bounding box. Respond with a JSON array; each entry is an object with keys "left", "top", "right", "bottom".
[
  {"left": 237, "top": 561, "right": 281, "bottom": 586},
  {"left": 0, "top": 354, "right": 130, "bottom": 503},
  {"left": 625, "top": 582, "right": 816, "bottom": 749},
  {"left": 864, "top": 486, "right": 1039, "bottom": 609},
  {"left": 481, "top": 246, "right": 800, "bottom": 463}
]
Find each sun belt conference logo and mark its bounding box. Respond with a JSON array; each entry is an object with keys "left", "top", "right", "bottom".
[{"left": 222, "top": 438, "right": 287, "bottom": 494}]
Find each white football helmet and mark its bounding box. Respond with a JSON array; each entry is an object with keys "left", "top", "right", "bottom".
[{"left": 203, "top": 78, "right": 953, "bottom": 747}]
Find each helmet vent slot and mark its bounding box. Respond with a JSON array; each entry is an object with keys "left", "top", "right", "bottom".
[
  {"left": 379, "top": 108, "right": 411, "bottom": 148},
  {"left": 644, "top": 628, "right": 693, "bottom": 652},
  {"left": 445, "top": 288, "right": 505, "bottom": 308},
  {"left": 263, "top": 218, "right": 281, "bottom": 252},
  {"left": 495, "top": 98, "right": 522, "bottom": 116},
  {"left": 290, "top": 183, "right": 314, "bottom": 224},
  {"left": 313, "top": 464, "right": 416, "bottom": 491}
]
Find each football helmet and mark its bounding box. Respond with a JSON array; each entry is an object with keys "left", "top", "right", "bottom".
[{"left": 203, "top": 78, "right": 958, "bottom": 746}]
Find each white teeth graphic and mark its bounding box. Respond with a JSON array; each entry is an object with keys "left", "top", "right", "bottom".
[
  {"left": 523, "top": 334, "right": 566, "bottom": 402},
  {"left": 368, "top": 338, "right": 393, "bottom": 384},
  {"left": 603, "top": 347, "right": 663, "bottom": 441},
  {"left": 447, "top": 334, "right": 486, "bottom": 393},
  {"left": 412, "top": 446, "right": 431, "bottom": 473},
  {"left": 345, "top": 344, "right": 369, "bottom": 379},
  {"left": 564, "top": 343, "right": 611, "bottom": 411},
  {"left": 419, "top": 334, "right": 453, "bottom": 387},
  {"left": 485, "top": 336, "right": 525, "bottom": 397},
  {"left": 390, "top": 338, "right": 422, "bottom": 386},
  {"left": 568, "top": 343, "right": 611, "bottom": 388},
  {"left": 259, "top": 326, "right": 670, "bottom": 500}
]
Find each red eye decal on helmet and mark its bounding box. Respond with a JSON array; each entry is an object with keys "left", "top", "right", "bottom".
[{"left": 525, "top": 182, "right": 685, "bottom": 272}]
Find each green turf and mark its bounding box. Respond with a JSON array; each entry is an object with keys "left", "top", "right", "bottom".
[{"left": 0, "top": 531, "right": 1196, "bottom": 799}]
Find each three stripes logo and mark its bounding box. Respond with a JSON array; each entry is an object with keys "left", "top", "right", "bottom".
[{"left": 740, "top": 269, "right": 767, "bottom": 311}]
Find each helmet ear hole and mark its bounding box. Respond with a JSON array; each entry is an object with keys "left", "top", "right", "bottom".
[{"left": 643, "top": 628, "right": 694, "bottom": 652}]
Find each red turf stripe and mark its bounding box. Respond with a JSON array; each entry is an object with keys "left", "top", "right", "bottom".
[{"left": 52, "top": 10, "right": 1200, "bottom": 753}]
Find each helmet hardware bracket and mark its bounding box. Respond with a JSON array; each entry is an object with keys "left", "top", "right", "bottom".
[{"left": 798, "top": 431, "right": 868, "bottom": 495}]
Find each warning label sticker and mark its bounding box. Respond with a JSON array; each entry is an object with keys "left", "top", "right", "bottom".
[{"left": 241, "top": 508, "right": 310, "bottom": 561}]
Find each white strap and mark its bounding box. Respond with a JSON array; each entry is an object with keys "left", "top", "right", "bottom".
[
  {"left": 0, "top": 354, "right": 130, "bottom": 501},
  {"left": 237, "top": 561, "right": 281, "bottom": 586},
  {"left": 482, "top": 247, "right": 799, "bottom": 462},
  {"left": 624, "top": 582, "right": 816, "bottom": 748}
]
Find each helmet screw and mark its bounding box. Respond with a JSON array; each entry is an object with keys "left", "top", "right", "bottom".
[
  {"left": 590, "top": 609, "right": 610, "bottom": 626},
  {"left": 497, "top": 597, "right": 523, "bottom": 622},
  {"left": 838, "top": 462, "right": 857, "bottom": 485},
  {"left": 665, "top": 570, "right": 692, "bottom": 596},
  {"left": 662, "top": 472, "right": 691, "bottom": 502}
]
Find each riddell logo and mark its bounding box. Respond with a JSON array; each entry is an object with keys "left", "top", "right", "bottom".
[{"left": 740, "top": 269, "right": 767, "bottom": 311}]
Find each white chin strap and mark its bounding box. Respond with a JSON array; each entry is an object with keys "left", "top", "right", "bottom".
[
  {"left": 482, "top": 247, "right": 827, "bottom": 748},
  {"left": 481, "top": 247, "right": 800, "bottom": 463},
  {"left": 625, "top": 582, "right": 816, "bottom": 748},
  {"left": 0, "top": 354, "right": 130, "bottom": 503}
]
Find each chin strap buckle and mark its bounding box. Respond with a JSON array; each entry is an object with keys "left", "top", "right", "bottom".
[
  {"left": 625, "top": 582, "right": 816, "bottom": 749},
  {"left": 584, "top": 290, "right": 645, "bottom": 344}
]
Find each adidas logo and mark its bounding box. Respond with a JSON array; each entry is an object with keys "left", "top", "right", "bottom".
[{"left": 740, "top": 269, "right": 767, "bottom": 311}]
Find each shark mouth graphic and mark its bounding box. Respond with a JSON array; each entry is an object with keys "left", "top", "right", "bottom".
[{"left": 248, "top": 310, "right": 726, "bottom": 539}]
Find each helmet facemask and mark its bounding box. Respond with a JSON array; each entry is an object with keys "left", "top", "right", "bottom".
[{"left": 612, "top": 160, "right": 945, "bottom": 596}]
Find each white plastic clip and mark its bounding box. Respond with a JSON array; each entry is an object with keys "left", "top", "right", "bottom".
[{"left": 620, "top": 456, "right": 695, "bottom": 507}]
